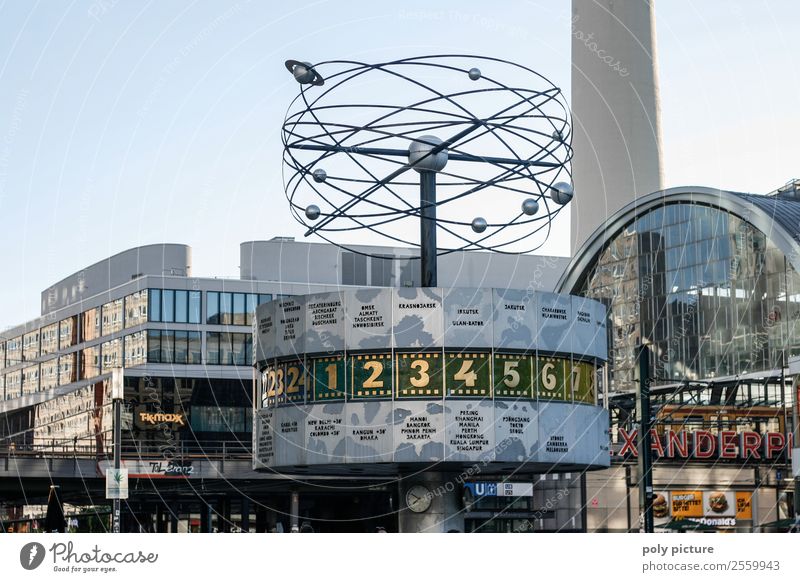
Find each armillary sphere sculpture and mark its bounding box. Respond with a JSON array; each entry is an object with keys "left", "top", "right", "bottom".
[{"left": 282, "top": 55, "right": 574, "bottom": 287}]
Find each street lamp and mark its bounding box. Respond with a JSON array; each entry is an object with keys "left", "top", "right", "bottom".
[
  {"left": 636, "top": 341, "right": 654, "bottom": 533},
  {"left": 111, "top": 368, "right": 124, "bottom": 533}
]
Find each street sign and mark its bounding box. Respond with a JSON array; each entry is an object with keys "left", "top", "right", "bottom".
[
  {"left": 464, "top": 482, "right": 533, "bottom": 498},
  {"left": 105, "top": 468, "right": 129, "bottom": 500}
]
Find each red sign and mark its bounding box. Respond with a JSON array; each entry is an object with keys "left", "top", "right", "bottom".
[{"left": 617, "top": 429, "right": 793, "bottom": 461}]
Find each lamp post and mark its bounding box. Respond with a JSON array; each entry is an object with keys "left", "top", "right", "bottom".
[
  {"left": 636, "top": 342, "right": 654, "bottom": 533},
  {"left": 111, "top": 368, "right": 123, "bottom": 533}
]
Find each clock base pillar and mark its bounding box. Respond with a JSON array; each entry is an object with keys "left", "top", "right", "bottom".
[{"left": 399, "top": 472, "right": 465, "bottom": 533}]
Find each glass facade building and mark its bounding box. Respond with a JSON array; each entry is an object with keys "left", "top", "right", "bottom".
[
  {"left": 559, "top": 185, "right": 800, "bottom": 533},
  {"left": 561, "top": 187, "right": 800, "bottom": 394}
]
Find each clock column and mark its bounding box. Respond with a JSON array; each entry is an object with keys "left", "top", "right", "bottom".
[{"left": 398, "top": 471, "right": 465, "bottom": 533}]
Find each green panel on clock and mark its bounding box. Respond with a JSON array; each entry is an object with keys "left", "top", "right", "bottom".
[
  {"left": 445, "top": 352, "right": 491, "bottom": 398},
  {"left": 350, "top": 353, "right": 392, "bottom": 399},
  {"left": 395, "top": 352, "right": 443, "bottom": 399},
  {"left": 493, "top": 353, "right": 534, "bottom": 399},
  {"left": 312, "top": 356, "right": 345, "bottom": 402},
  {"left": 535, "top": 356, "right": 569, "bottom": 401},
  {"left": 570, "top": 360, "right": 596, "bottom": 404},
  {"left": 282, "top": 360, "right": 306, "bottom": 403}
]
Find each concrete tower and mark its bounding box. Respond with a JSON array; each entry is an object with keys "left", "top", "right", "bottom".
[{"left": 570, "top": 0, "right": 664, "bottom": 252}]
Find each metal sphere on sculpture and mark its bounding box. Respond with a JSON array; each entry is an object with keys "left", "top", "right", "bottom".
[
  {"left": 550, "top": 182, "right": 574, "bottom": 205},
  {"left": 293, "top": 62, "right": 315, "bottom": 84},
  {"left": 408, "top": 135, "right": 448, "bottom": 173},
  {"left": 282, "top": 55, "right": 573, "bottom": 258},
  {"left": 284, "top": 59, "right": 325, "bottom": 86},
  {"left": 471, "top": 217, "right": 487, "bottom": 233},
  {"left": 305, "top": 204, "right": 321, "bottom": 220},
  {"left": 521, "top": 198, "right": 539, "bottom": 216}
]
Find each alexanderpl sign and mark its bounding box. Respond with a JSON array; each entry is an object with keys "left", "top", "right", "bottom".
[{"left": 616, "top": 428, "right": 794, "bottom": 461}]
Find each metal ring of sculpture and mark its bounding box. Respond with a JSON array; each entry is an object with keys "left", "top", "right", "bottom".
[{"left": 282, "top": 55, "right": 573, "bottom": 258}]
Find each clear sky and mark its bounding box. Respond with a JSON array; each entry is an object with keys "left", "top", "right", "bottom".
[{"left": 0, "top": 0, "right": 798, "bottom": 328}]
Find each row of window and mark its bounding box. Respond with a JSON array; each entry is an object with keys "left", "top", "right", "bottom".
[
  {"left": 206, "top": 292, "right": 273, "bottom": 326},
  {"left": 146, "top": 330, "right": 202, "bottom": 364},
  {"left": 149, "top": 289, "right": 202, "bottom": 324},
  {"left": 1, "top": 328, "right": 255, "bottom": 400},
  {"left": 0, "top": 289, "right": 283, "bottom": 369}
]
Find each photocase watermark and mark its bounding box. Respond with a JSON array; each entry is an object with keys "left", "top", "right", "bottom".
[
  {"left": 19, "top": 542, "right": 46, "bottom": 570},
  {"left": 571, "top": 13, "right": 629, "bottom": 77},
  {"left": 0, "top": 88, "right": 29, "bottom": 207},
  {"left": 87, "top": 0, "right": 120, "bottom": 22},
  {"left": 138, "top": 1, "right": 252, "bottom": 119},
  {"left": 19, "top": 541, "right": 159, "bottom": 573},
  {"left": 513, "top": 486, "right": 570, "bottom": 532}
]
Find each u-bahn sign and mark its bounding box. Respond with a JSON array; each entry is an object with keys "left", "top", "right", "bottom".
[
  {"left": 617, "top": 428, "right": 794, "bottom": 461},
  {"left": 253, "top": 288, "right": 611, "bottom": 473}
]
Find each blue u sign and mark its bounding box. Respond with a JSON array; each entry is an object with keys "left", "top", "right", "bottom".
[{"left": 466, "top": 482, "right": 498, "bottom": 497}]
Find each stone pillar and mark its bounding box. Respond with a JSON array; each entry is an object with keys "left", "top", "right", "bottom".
[
  {"left": 241, "top": 498, "right": 251, "bottom": 533},
  {"left": 398, "top": 472, "right": 464, "bottom": 533},
  {"left": 289, "top": 491, "right": 300, "bottom": 532},
  {"left": 200, "top": 501, "right": 212, "bottom": 533}
]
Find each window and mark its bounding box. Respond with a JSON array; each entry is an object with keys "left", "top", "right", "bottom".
[
  {"left": 207, "top": 291, "right": 253, "bottom": 326},
  {"left": 161, "top": 331, "right": 174, "bottom": 363},
  {"left": 40, "top": 358, "right": 59, "bottom": 390},
  {"left": 101, "top": 338, "right": 122, "bottom": 370},
  {"left": 149, "top": 289, "right": 162, "bottom": 322},
  {"left": 0, "top": 342, "right": 5, "bottom": 370},
  {"left": 207, "top": 291, "right": 220, "bottom": 324},
  {"left": 206, "top": 332, "right": 251, "bottom": 365},
  {"left": 147, "top": 330, "right": 161, "bottom": 363},
  {"left": 150, "top": 289, "right": 201, "bottom": 324},
  {"left": 81, "top": 308, "right": 101, "bottom": 342},
  {"left": 247, "top": 294, "right": 257, "bottom": 323},
  {"left": 102, "top": 298, "right": 124, "bottom": 336},
  {"left": 59, "top": 317, "right": 77, "bottom": 351},
  {"left": 258, "top": 294, "right": 272, "bottom": 305},
  {"left": 146, "top": 330, "right": 201, "bottom": 364},
  {"left": 41, "top": 322, "right": 59, "bottom": 355},
  {"left": 189, "top": 291, "right": 201, "bottom": 324},
  {"left": 342, "top": 252, "right": 367, "bottom": 285},
  {"left": 22, "top": 365, "right": 39, "bottom": 394},
  {"left": 175, "top": 291, "right": 188, "bottom": 323},
  {"left": 220, "top": 293, "right": 233, "bottom": 325},
  {"left": 174, "top": 331, "right": 189, "bottom": 364},
  {"left": 22, "top": 331, "right": 39, "bottom": 361},
  {"left": 80, "top": 346, "right": 100, "bottom": 379},
  {"left": 58, "top": 353, "right": 77, "bottom": 385},
  {"left": 188, "top": 331, "right": 201, "bottom": 364},
  {"left": 6, "top": 337, "right": 21, "bottom": 367},
  {"left": 371, "top": 254, "right": 393, "bottom": 286},
  {"left": 206, "top": 332, "right": 220, "bottom": 364},
  {"left": 190, "top": 406, "right": 252, "bottom": 433},
  {"left": 125, "top": 290, "right": 148, "bottom": 328},
  {"left": 124, "top": 332, "right": 147, "bottom": 367},
  {"left": 162, "top": 290, "right": 175, "bottom": 323},
  {"left": 219, "top": 332, "right": 233, "bottom": 364},
  {"left": 5, "top": 370, "right": 21, "bottom": 399},
  {"left": 233, "top": 293, "right": 246, "bottom": 325}
]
